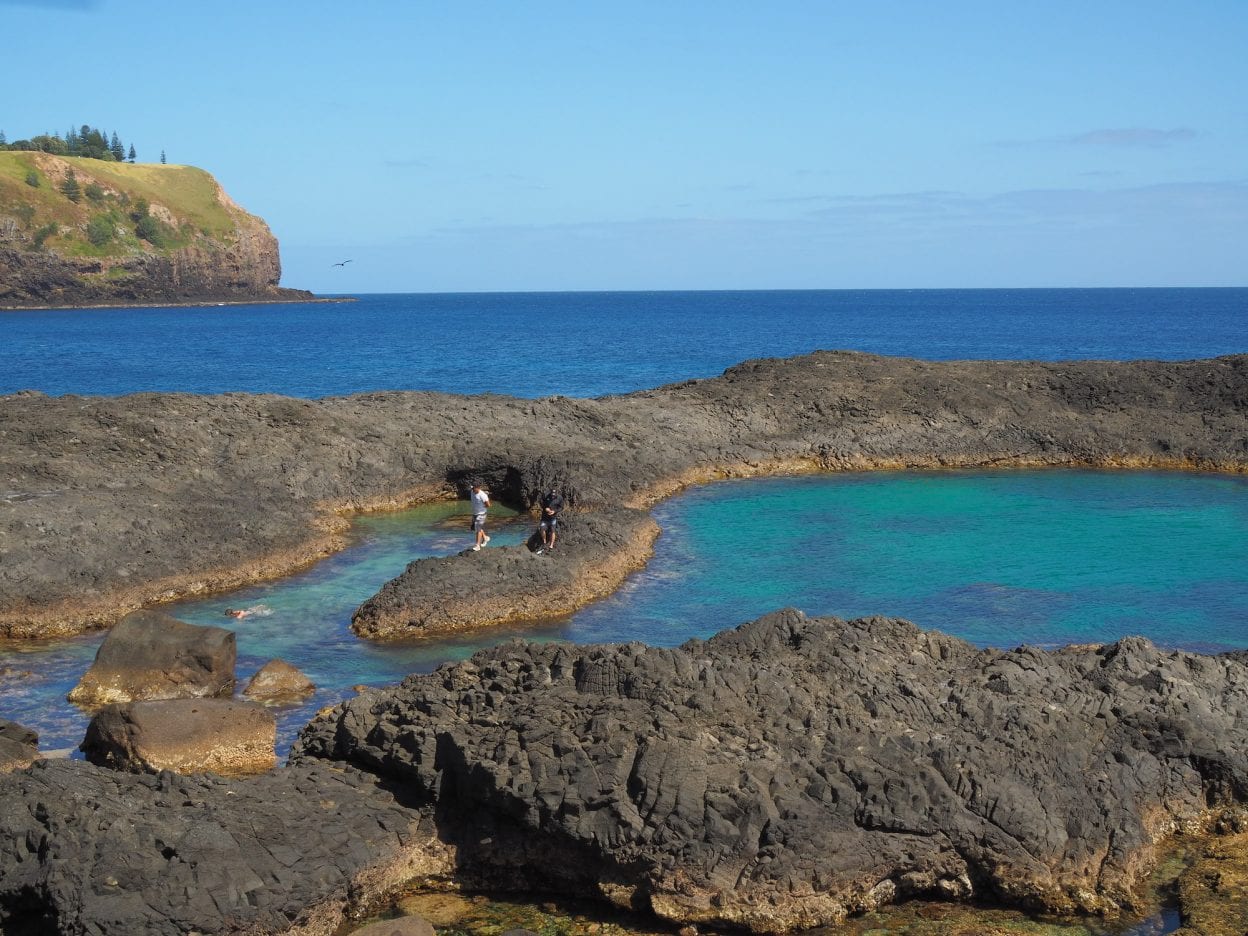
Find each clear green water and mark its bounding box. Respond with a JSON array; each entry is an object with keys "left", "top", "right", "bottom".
[{"left": 3, "top": 471, "right": 1246, "bottom": 757}]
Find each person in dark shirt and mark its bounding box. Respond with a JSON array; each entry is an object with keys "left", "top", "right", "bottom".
[{"left": 535, "top": 488, "right": 565, "bottom": 554}]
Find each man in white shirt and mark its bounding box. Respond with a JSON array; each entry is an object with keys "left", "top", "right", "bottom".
[{"left": 470, "top": 484, "right": 491, "bottom": 551}]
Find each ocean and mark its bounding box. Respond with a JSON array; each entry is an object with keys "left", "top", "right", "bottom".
[{"left": 2, "top": 287, "right": 1246, "bottom": 398}]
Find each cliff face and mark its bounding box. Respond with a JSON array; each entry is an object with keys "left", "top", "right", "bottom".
[{"left": 0, "top": 152, "right": 311, "bottom": 307}]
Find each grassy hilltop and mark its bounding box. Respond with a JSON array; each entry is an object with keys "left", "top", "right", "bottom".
[{"left": 0, "top": 152, "right": 311, "bottom": 307}]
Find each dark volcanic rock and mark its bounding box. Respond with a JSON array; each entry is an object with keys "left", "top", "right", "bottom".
[
  {"left": 0, "top": 759, "right": 441, "bottom": 935},
  {"left": 81, "top": 698, "right": 277, "bottom": 776},
  {"left": 4, "top": 352, "right": 1245, "bottom": 640},
  {"left": 67, "top": 610, "right": 236, "bottom": 707},
  {"left": 353, "top": 508, "right": 659, "bottom": 640},
  {"left": 0, "top": 720, "right": 38, "bottom": 772},
  {"left": 292, "top": 611, "right": 1248, "bottom": 932}
]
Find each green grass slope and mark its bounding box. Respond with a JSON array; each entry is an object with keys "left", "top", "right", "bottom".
[{"left": 0, "top": 151, "right": 252, "bottom": 259}]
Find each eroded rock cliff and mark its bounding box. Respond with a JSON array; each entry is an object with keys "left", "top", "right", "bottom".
[{"left": 0, "top": 152, "right": 311, "bottom": 307}]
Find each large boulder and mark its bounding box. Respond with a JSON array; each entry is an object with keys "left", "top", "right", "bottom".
[
  {"left": 243, "top": 659, "right": 316, "bottom": 703},
  {"left": 81, "top": 698, "right": 276, "bottom": 776},
  {"left": 67, "top": 610, "right": 236, "bottom": 707},
  {"left": 0, "top": 759, "right": 438, "bottom": 935},
  {"left": 0, "top": 720, "right": 38, "bottom": 773},
  {"left": 294, "top": 611, "right": 1248, "bottom": 932}
]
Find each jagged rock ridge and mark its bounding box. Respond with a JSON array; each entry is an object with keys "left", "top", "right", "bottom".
[{"left": 293, "top": 611, "right": 1248, "bottom": 931}]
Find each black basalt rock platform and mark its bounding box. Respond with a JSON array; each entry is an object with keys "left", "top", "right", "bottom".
[
  {"left": 3, "top": 352, "right": 1247, "bottom": 638},
  {"left": 292, "top": 611, "right": 1248, "bottom": 932},
  {"left": 4, "top": 612, "right": 1248, "bottom": 933}
]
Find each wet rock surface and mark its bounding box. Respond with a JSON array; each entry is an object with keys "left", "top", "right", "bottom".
[
  {"left": 0, "top": 759, "right": 440, "bottom": 935},
  {"left": 353, "top": 508, "right": 660, "bottom": 640},
  {"left": 67, "top": 610, "right": 236, "bottom": 706},
  {"left": 0, "top": 719, "right": 38, "bottom": 772},
  {"left": 2, "top": 352, "right": 1246, "bottom": 639},
  {"left": 81, "top": 698, "right": 277, "bottom": 776},
  {"left": 293, "top": 611, "right": 1248, "bottom": 931},
  {"left": 243, "top": 659, "right": 317, "bottom": 703}
]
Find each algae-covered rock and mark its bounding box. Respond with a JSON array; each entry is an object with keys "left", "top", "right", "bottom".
[
  {"left": 81, "top": 698, "right": 276, "bottom": 775},
  {"left": 243, "top": 658, "right": 316, "bottom": 703},
  {"left": 67, "top": 610, "right": 235, "bottom": 707}
]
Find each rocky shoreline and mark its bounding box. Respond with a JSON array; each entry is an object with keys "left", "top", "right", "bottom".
[
  {"left": 2, "top": 351, "right": 1246, "bottom": 640},
  {"left": 0, "top": 294, "right": 351, "bottom": 311},
  {"left": 4, "top": 612, "right": 1248, "bottom": 933},
  {"left": 2, "top": 351, "right": 1248, "bottom": 933}
]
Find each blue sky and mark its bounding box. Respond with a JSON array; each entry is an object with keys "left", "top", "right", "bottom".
[{"left": 3, "top": 0, "right": 1245, "bottom": 292}]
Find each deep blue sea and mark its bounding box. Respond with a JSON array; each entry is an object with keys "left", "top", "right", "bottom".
[{"left": 2, "top": 287, "right": 1246, "bottom": 398}]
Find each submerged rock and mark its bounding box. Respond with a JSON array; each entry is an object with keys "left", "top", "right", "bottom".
[
  {"left": 350, "top": 917, "right": 436, "bottom": 936},
  {"left": 293, "top": 611, "right": 1248, "bottom": 932},
  {"left": 243, "top": 658, "right": 317, "bottom": 703},
  {"left": 81, "top": 698, "right": 276, "bottom": 776},
  {"left": 67, "top": 610, "right": 236, "bottom": 707}
]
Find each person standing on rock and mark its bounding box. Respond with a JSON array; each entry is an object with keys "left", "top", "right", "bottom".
[
  {"left": 535, "top": 487, "right": 565, "bottom": 555},
  {"left": 470, "top": 483, "right": 491, "bottom": 551}
]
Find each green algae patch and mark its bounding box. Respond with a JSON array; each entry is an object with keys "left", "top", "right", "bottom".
[
  {"left": 345, "top": 892, "right": 1145, "bottom": 936},
  {"left": 1173, "top": 829, "right": 1248, "bottom": 935},
  {"left": 348, "top": 892, "right": 673, "bottom": 936}
]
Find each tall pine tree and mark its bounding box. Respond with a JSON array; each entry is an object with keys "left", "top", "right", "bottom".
[
  {"left": 109, "top": 132, "right": 124, "bottom": 161},
  {"left": 60, "top": 170, "right": 81, "bottom": 203},
  {"left": 127, "top": 144, "right": 136, "bottom": 163}
]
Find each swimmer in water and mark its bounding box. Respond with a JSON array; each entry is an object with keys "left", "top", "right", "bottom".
[{"left": 224, "top": 604, "right": 271, "bottom": 619}]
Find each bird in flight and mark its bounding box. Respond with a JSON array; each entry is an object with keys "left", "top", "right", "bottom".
[{"left": 332, "top": 259, "right": 353, "bottom": 267}]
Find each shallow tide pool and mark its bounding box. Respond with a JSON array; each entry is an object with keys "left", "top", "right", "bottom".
[{"left": 3, "top": 470, "right": 1246, "bottom": 756}]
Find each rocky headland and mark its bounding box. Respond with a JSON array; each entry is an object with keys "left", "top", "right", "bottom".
[
  {"left": 0, "top": 151, "right": 312, "bottom": 307},
  {"left": 2, "top": 351, "right": 1246, "bottom": 640}
]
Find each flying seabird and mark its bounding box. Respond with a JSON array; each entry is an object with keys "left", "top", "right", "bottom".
[{"left": 332, "top": 259, "right": 353, "bottom": 267}]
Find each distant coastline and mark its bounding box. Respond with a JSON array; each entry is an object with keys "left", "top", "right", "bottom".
[{"left": 0, "top": 295, "right": 357, "bottom": 312}]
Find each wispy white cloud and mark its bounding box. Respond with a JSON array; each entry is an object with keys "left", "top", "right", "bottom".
[
  {"left": 1067, "top": 127, "right": 1198, "bottom": 147},
  {"left": 795, "top": 181, "right": 1248, "bottom": 236},
  {"left": 0, "top": 0, "right": 99, "bottom": 7},
  {"left": 402, "top": 181, "right": 1247, "bottom": 246},
  {"left": 322, "top": 179, "right": 1246, "bottom": 290},
  {"left": 997, "top": 127, "right": 1200, "bottom": 149}
]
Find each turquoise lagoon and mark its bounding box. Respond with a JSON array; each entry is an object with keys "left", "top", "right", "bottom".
[{"left": 2, "top": 469, "right": 1247, "bottom": 755}]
